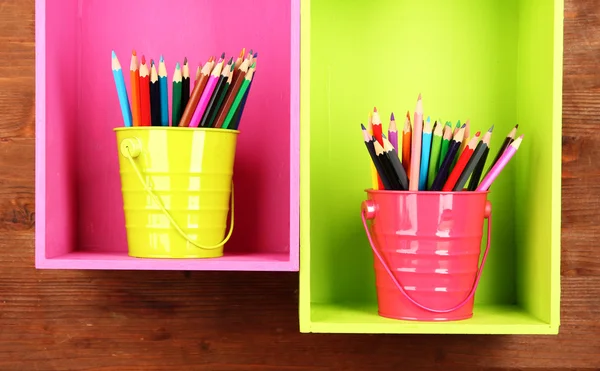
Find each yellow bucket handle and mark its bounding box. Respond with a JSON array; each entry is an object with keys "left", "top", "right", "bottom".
[{"left": 120, "top": 137, "right": 234, "bottom": 251}]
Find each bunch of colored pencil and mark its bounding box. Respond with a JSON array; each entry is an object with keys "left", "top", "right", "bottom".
[
  {"left": 361, "top": 94, "right": 523, "bottom": 192},
  {"left": 111, "top": 48, "right": 257, "bottom": 130}
]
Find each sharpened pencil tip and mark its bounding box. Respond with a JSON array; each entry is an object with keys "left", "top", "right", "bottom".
[
  {"left": 141, "top": 55, "right": 146, "bottom": 64},
  {"left": 515, "top": 124, "right": 519, "bottom": 129},
  {"left": 253, "top": 52, "right": 258, "bottom": 57},
  {"left": 160, "top": 55, "right": 164, "bottom": 62},
  {"left": 518, "top": 134, "right": 524, "bottom": 139},
  {"left": 427, "top": 116, "right": 430, "bottom": 122},
  {"left": 406, "top": 111, "right": 410, "bottom": 119},
  {"left": 361, "top": 123, "right": 366, "bottom": 130},
  {"left": 475, "top": 131, "right": 481, "bottom": 136},
  {"left": 382, "top": 133, "right": 387, "bottom": 139},
  {"left": 249, "top": 49, "right": 253, "bottom": 55},
  {"left": 390, "top": 112, "right": 395, "bottom": 121},
  {"left": 221, "top": 52, "right": 226, "bottom": 59},
  {"left": 373, "top": 107, "right": 377, "bottom": 113},
  {"left": 228, "top": 57, "right": 234, "bottom": 64},
  {"left": 150, "top": 59, "right": 154, "bottom": 66},
  {"left": 112, "top": 50, "right": 117, "bottom": 59},
  {"left": 461, "top": 123, "right": 466, "bottom": 128},
  {"left": 489, "top": 124, "right": 494, "bottom": 132},
  {"left": 184, "top": 56, "right": 188, "bottom": 64},
  {"left": 132, "top": 49, "right": 136, "bottom": 56},
  {"left": 417, "top": 93, "right": 422, "bottom": 100},
  {"left": 175, "top": 62, "right": 180, "bottom": 69}
]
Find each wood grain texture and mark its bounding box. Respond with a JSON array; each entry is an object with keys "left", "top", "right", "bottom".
[{"left": 0, "top": 0, "right": 599, "bottom": 369}]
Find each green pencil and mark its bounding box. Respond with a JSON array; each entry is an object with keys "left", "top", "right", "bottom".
[
  {"left": 222, "top": 62, "right": 255, "bottom": 129},
  {"left": 427, "top": 120, "right": 444, "bottom": 190},
  {"left": 438, "top": 121, "right": 453, "bottom": 170},
  {"left": 171, "top": 63, "right": 182, "bottom": 126}
]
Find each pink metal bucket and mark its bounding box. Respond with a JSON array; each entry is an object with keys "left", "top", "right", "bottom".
[{"left": 361, "top": 190, "right": 492, "bottom": 321}]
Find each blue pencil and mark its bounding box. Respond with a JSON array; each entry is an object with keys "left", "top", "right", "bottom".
[
  {"left": 158, "top": 55, "right": 169, "bottom": 126},
  {"left": 419, "top": 116, "right": 433, "bottom": 190},
  {"left": 231, "top": 53, "right": 257, "bottom": 130},
  {"left": 111, "top": 51, "right": 132, "bottom": 127}
]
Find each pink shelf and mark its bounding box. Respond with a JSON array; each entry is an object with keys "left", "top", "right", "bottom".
[{"left": 35, "top": 0, "right": 299, "bottom": 271}]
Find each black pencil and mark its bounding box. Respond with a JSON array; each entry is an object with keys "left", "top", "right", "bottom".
[
  {"left": 430, "top": 125, "right": 466, "bottom": 191},
  {"left": 483, "top": 124, "right": 518, "bottom": 178},
  {"left": 382, "top": 136, "right": 409, "bottom": 190},
  {"left": 362, "top": 124, "right": 392, "bottom": 190},
  {"left": 150, "top": 59, "right": 161, "bottom": 126},
  {"left": 453, "top": 125, "right": 493, "bottom": 191},
  {"left": 181, "top": 57, "right": 190, "bottom": 119},
  {"left": 374, "top": 140, "right": 401, "bottom": 190},
  {"left": 200, "top": 57, "right": 233, "bottom": 127}
]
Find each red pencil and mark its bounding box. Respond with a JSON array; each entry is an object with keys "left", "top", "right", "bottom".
[
  {"left": 442, "top": 131, "right": 481, "bottom": 191},
  {"left": 138, "top": 55, "right": 151, "bottom": 126},
  {"left": 371, "top": 107, "right": 384, "bottom": 189},
  {"left": 402, "top": 110, "right": 412, "bottom": 179}
]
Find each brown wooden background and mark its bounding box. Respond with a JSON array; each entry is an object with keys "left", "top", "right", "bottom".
[{"left": 1, "top": 0, "right": 599, "bottom": 370}]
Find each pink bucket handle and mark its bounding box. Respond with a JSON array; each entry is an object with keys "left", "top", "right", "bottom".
[{"left": 361, "top": 199, "right": 492, "bottom": 314}]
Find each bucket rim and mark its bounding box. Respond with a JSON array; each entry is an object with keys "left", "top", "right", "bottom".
[
  {"left": 113, "top": 126, "right": 240, "bottom": 134},
  {"left": 364, "top": 188, "right": 489, "bottom": 195}
]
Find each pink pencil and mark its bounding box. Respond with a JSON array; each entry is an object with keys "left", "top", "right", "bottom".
[
  {"left": 476, "top": 135, "right": 524, "bottom": 191},
  {"left": 388, "top": 112, "right": 398, "bottom": 151},
  {"left": 409, "top": 94, "right": 423, "bottom": 191},
  {"left": 188, "top": 56, "right": 224, "bottom": 127}
]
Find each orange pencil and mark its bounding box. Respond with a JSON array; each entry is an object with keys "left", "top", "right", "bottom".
[
  {"left": 402, "top": 110, "right": 412, "bottom": 179},
  {"left": 129, "top": 50, "right": 141, "bottom": 126},
  {"left": 442, "top": 131, "right": 481, "bottom": 191},
  {"left": 138, "top": 55, "right": 151, "bottom": 127}
]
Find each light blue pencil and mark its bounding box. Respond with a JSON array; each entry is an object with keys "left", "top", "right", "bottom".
[
  {"left": 158, "top": 55, "right": 169, "bottom": 126},
  {"left": 419, "top": 116, "right": 433, "bottom": 190},
  {"left": 111, "top": 50, "right": 132, "bottom": 127}
]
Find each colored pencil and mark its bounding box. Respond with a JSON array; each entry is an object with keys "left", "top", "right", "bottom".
[
  {"left": 388, "top": 112, "right": 398, "bottom": 151},
  {"left": 149, "top": 59, "right": 161, "bottom": 126},
  {"left": 453, "top": 120, "right": 461, "bottom": 136},
  {"left": 456, "top": 125, "right": 494, "bottom": 191},
  {"left": 222, "top": 62, "right": 256, "bottom": 129},
  {"left": 366, "top": 112, "right": 379, "bottom": 189},
  {"left": 459, "top": 119, "right": 471, "bottom": 155},
  {"left": 484, "top": 124, "right": 519, "bottom": 178},
  {"left": 189, "top": 54, "right": 225, "bottom": 128},
  {"left": 427, "top": 120, "right": 444, "bottom": 190},
  {"left": 383, "top": 137, "right": 409, "bottom": 190},
  {"left": 234, "top": 48, "right": 246, "bottom": 70},
  {"left": 129, "top": 50, "right": 141, "bottom": 126},
  {"left": 219, "top": 57, "right": 250, "bottom": 118},
  {"left": 372, "top": 107, "right": 384, "bottom": 147},
  {"left": 111, "top": 51, "right": 132, "bottom": 127},
  {"left": 230, "top": 53, "right": 257, "bottom": 130},
  {"left": 171, "top": 62, "right": 182, "bottom": 126},
  {"left": 199, "top": 56, "right": 232, "bottom": 127},
  {"left": 477, "top": 135, "right": 524, "bottom": 191},
  {"left": 442, "top": 131, "right": 481, "bottom": 191},
  {"left": 204, "top": 63, "right": 234, "bottom": 128},
  {"left": 362, "top": 124, "right": 392, "bottom": 190},
  {"left": 178, "top": 56, "right": 213, "bottom": 127},
  {"left": 158, "top": 55, "right": 169, "bottom": 126},
  {"left": 409, "top": 94, "right": 423, "bottom": 191},
  {"left": 429, "top": 125, "right": 466, "bottom": 191},
  {"left": 374, "top": 140, "right": 401, "bottom": 190},
  {"left": 138, "top": 55, "right": 151, "bottom": 127},
  {"left": 419, "top": 116, "right": 433, "bottom": 190},
  {"left": 214, "top": 58, "right": 250, "bottom": 128},
  {"left": 181, "top": 57, "right": 190, "bottom": 119},
  {"left": 439, "top": 122, "right": 452, "bottom": 170},
  {"left": 402, "top": 111, "right": 412, "bottom": 179},
  {"left": 195, "top": 64, "right": 201, "bottom": 81}
]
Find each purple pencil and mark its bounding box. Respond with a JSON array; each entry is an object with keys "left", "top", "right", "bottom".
[
  {"left": 476, "top": 135, "right": 523, "bottom": 191},
  {"left": 388, "top": 112, "right": 398, "bottom": 152}
]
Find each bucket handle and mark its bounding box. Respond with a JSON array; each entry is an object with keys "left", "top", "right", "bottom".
[
  {"left": 121, "top": 138, "right": 234, "bottom": 251},
  {"left": 360, "top": 200, "right": 492, "bottom": 314}
]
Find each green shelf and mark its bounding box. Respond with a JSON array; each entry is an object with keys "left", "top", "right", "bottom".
[{"left": 300, "top": 0, "right": 563, "bottom": 334}]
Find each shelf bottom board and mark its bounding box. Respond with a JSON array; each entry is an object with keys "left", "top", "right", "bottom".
[
  {"left": 37, "top": 251, "right": 294, "bottom": 271},
  {"left": 304, "top": 303, "right": 557, "bottom": 334}
]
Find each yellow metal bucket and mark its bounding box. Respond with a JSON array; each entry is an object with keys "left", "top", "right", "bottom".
[{"left": 114, "top": 127, "right": 238, "bottom": 259}]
